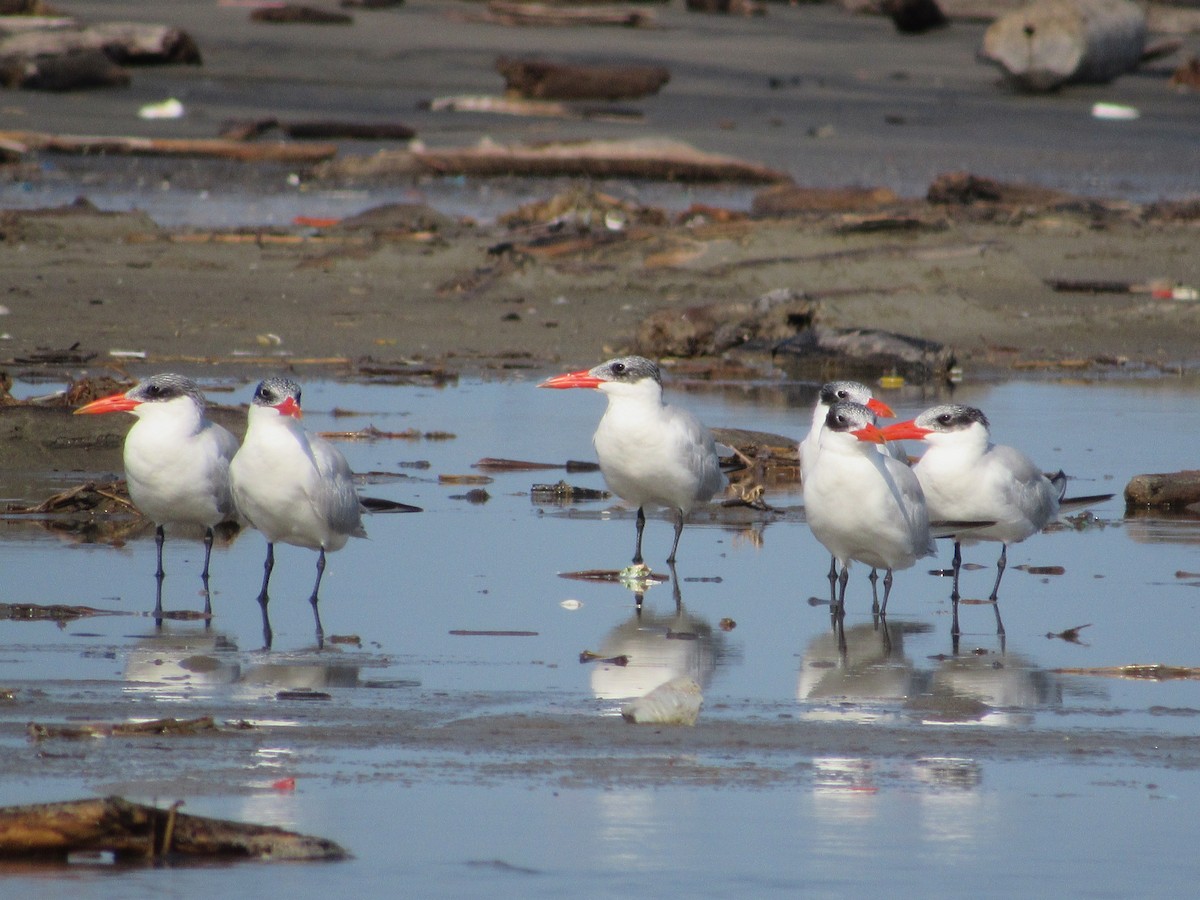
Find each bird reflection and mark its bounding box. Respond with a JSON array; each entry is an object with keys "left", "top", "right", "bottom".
[
  {"left": 798, "top": 619, "right": 932, "bottom": 709},
  {"left": 123, "top": 628, "right": 242, "bottom": 696},
  {"left": 588, "top": 563, "right": 721, "bottom": 703},
  {"left": 122, "top": 626, "right": 360, "bottom": 700},
  {"left": 920, "top": 650, "right": 1062, "bottom": 726}
]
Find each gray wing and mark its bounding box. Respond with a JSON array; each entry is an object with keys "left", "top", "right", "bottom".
[
  {"left": 310, "top": 435, "right": 368, "bottom": 539},
  {"left": 207, "top": 421, "right": 241, "bottom": 523}
]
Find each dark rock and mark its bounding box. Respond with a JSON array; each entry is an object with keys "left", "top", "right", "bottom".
[
  {"left": 636, "top": 288, "right": 818, "bottom": 358},
  {"left": 773, "top": 326, "right": 955, "bottom": 383}
]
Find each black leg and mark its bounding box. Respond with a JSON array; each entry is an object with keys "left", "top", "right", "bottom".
[
  {"left": 258, "top": 542, "right": 275, "bottom": 650},
  {"left": 668, "top": 560, "right": 682, "bottom": 613},
  {"left": 153, "top": 525, "right": 165, "bottom": 624},
  {"left": 257, "top": 542, "right": 274, "bottom": 607},
  {"left": 879, "top": 568, "right": 894, "bottom": 616},
  {"left": 154, "top": 524, "right": 165, "bottom": 580},
  {"left": 632, "top": 507, "right": 646, "bottom": 565},
  {"left": 827, "top": 556, "right": 838, "bottom": 608},
  {"left": 201, "top": 526, "right": 215, "bottom": 582},
  {"left": 309, "top": 549, "right": 327, "bottom": 649},
  {"left": 666, "top": 509, "right": 684, "bottom": 564},
  {"left": 869, "top": 567, "right": 880, "bottom": 615},
  {"left": 952, "top": 540, "right": 962, "bottom": 599},
  {"left": 989, "top": 544, "right": 1008, "bottom": 602},
  {"left": 836, "top": 564, "right": 849, "bottom": 611}
]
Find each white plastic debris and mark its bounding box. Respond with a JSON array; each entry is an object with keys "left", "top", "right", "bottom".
[
  {"left": 138, "top": 98, "right": 184, "bottom": 120},
  {"left": 1091, "top": 102, "right": 1139, "bottom": 121},
  {"left": 108, "top": 350, "right": 147, "bottom": 359},
  {"left": 620, "top": 676, "right": 703, "bottom": 726},
  {"left": 559, "top": 599, "right": 583, "bottom": 611}
]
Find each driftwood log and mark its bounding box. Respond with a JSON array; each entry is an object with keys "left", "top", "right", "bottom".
[
  {"left": 0, "top": 48, "right": 129, "bottom": 90},
  {"left": 0, "top": 796, "right": 350, "bottom": 861},
  {"left": 406, "top": 138, "right": 790, "bottom": 182},
  {"left": 479, "top": 1, "right": 658, "bottom": 27},
  {"left": 0, "top": 130, "right": 338, "bottom": 163},
  {"left": 0, "top": 22, "right": 201, "bottom": 66},
  {"left": 980, "top": 0, "right": 1147, "bottom": 91},
  {"left": 496, "top": 57, "right": 669, "bottom": 101},
  {"left": 1124, "top": 471, "right": 1200, "bottom": 510}
]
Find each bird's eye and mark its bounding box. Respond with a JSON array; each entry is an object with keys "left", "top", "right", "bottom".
[
  {"left": 938, "top": 413, "right": 952, "bottom": 425},
  {"left": 611, "top": 362, "right": 626, "bottom": 374},
  {"left": 836, "top": 389, "right": 849, "bottom": 399}
]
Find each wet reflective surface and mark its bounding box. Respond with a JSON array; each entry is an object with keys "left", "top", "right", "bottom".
[{"left": 2, "top": 374, "right": 1199, "bottom": 895}]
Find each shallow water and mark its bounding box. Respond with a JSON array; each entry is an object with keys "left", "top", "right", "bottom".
[{"left": 2, "top": 373, "right": 1199, "bottom": 896}]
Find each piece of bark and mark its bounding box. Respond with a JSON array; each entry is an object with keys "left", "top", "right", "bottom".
[
  {"left": 0, "top": 129, "right": 337, "bottom": 163},
  {"left": 0, "top": 22, "right": 201, "bottom": 66},
  {"left": 496, "top": 57, "right": 669, "bottom": 101},
  {"left": 752, "top": 184, "right": 900, "bottom": 216},
  {"left": 636, "top": 288, "right": 818, "bottom": 358},
  {"left": 773, "top": 326, "right": 956, "bottom": 384},
  {"left": 685, "top": 0, "right": 767, "bottom": 16},
  {"left": 250, "top": 6, "right": 354, "bottom": 24},
  {"left": 281, "top": 120, "right": 416, "bottom": 140},
  {"left": 0, "top": 47, "right": 129, "bottom": 90},
  {"left": 1124, "top": 471, "right": 1200, "bottom": 509},
  {"left": 980, "top": 0, "right": 1147, "bottom": 91},
  {"left": 926, "top": 170, "right": 1071, "bottom": 206},
  {"left": 1169, "top": 56, "right": 1200, "bottom": 90},
  {"left": 479, "top": 1, "right": 658, "bottom": 27},
  {"left": 882, "top": 0, "right": 949, "bottom": 32},
  {"left": 0, "top": 796, "right": 349, "bottom": 861}
]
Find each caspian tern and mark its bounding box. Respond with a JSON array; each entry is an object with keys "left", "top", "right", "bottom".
[
  {"left": 881, "top": 403, "right": 1103, "bottom": 637},
  {"left": 539, "top": 356, "right": 725, "bottom": 565},
  {"left": 75, "top": 373, "right": 239, "bottom": 609},
  {"left": 229, "top": 377, "right": 366, "bottom": 647},
  {"left": 798, "top": 381, "right": 897, "bottom": 604},
  {"left": 803, "top": 401, "right": 935, "bottom": 615}
]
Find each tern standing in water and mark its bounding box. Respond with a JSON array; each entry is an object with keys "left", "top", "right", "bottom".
[
  {"left": 540, "top": 356, "right": 725, "bottom": 566},
  {"left": 75, "top": 373, "right": 238, "bottom": 614},
  {"left": 230, "top": 377, "right": 366, "bottom": 647}
]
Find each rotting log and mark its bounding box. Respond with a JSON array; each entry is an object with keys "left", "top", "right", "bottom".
[
  {"left": 0, "top": 22, "right": 201, "bottom": 65},
  {"left": 496, "top": 57, "right": 669, "bottom": 100},
  {"left": 0, "top": 796, "right": 350, "bottom": 861},
  {"left": 980, "top": 0, "right": 1147, "bottom": 91},
  {"left": 0, "top": 130, "right": 337, "bottom": 163}
]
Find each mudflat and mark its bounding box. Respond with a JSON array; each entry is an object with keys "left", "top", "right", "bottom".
[{"left": 0, "top": 0, "right": 1197, "bottom": 381}]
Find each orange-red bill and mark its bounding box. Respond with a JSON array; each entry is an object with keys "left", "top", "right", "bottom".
[
  {"left": 73, "top": 392, "right": 138, "bottom": 416},
  {"left": 866, "top": 397, "right": 895, "bottom": 419},
  {"left": 538, "top": 369, "right": 603, "bottom": 390},
  {"left": 852, "top": 423, "right": 887, "bottom": 444},
  {"left": 879, "top": 421, "right": 930, "bottom": 442},
  {"left": 275, "top": 396, "right": 302, "bottom": 419}
]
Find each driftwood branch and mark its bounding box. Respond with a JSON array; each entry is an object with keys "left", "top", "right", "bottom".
[
  {"left": 0, "top": 796, "right": 350, "bottom": 861},
  {"left": 0, "top": 130, "right": 337, "bottom": 163}
]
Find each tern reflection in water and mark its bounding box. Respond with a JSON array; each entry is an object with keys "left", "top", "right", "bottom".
[{"left": 589, "top": 564, "right": 725, "bottom": 704}]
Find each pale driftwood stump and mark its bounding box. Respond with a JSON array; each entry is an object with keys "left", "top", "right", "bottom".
[{"left": 980, "top": 0, "right": 1146, "bottom": 91}]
